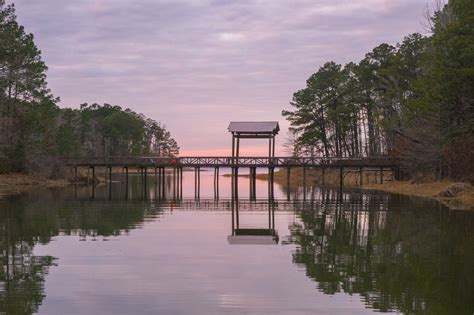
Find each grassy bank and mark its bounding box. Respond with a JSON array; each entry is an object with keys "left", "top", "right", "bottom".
[{"left": 0, "top": 173, "right": 70, "bottom": 198}]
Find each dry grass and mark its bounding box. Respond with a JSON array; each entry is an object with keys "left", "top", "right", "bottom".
[
  {"left": 364, "top": 180, "right": 451, "bottom": 197},
  {"left": 0, "top": 173, "right": 70, "bottom": 198},
  {"left": 364, "top": 180, "right": 474, "bottom": 209},
  {"left": 458, "top": 191, "right": 474, "bottom": 206}
]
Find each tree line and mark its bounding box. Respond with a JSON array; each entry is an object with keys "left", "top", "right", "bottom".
[
  {"left": 0, "top": 1, "right": 179, "bottom": 173},
  {"left": 283, "top": 0, "right": 473, "bottom": 181}
]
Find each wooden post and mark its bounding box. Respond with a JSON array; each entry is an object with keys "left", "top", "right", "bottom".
[
  {"left": 272, "top": 135, "right": 275, "bottom": 159},
  {"left": 198, "top": 167, "right": 201, "bottom": 199},
  {"left": 235, "top": 199, "right": 239, "bottom": 229},
  {"left": 359, "top": 166, "right": 363, "bottom": 186},
  {"left": 143, "top": 167, "right": 147, "bottom": 198},
  {"left": 214, "top": 167, "right": 217, "bottom": 199},
  {"left": 339, "top": 166, "right": 343, "bottom": 190},
  {"left": 303, "top": 167, "right": 307, "bottom": 201},
  {"left": 74, "top": 167, "right": 78, "bottom": 183},
  {"left": 270, "top": 167, "right": 274, "bottom": 200},
  {"left": 249, "top": 168, "right": 252, "bottom": 200},
  {"left": 267, "top": 168, "right": 270, "bottom": 199},
  {"left": 161, "top": 168, "right": 165, "bottom": 198},
  {"left": 236, "top": 137, "right": 240, "bottom": 159},
  {"left": 194, "top": 167, "right": 198, "bottom": 199},
  {"left": 380, "top": 167, "right": 383, "bottom": 184},
  {"left": 268, "top": 138, "right": 272, "bottom": 158},
  {"left": 233, "top": 167, "right": 238, "bottom": 200},
  {"left": 91, "top": 178, "right": 95, "bottom": 198},
  {"left": 232, "top": 134, "right": 235, "bottom": 164},
  {"left": 158, "top": 168, "right": 162, "bottom": 199},
  {"left": 231, "top": 201, "right": 235, "bottom": 235},
  {"left": 177, "top": 168, "right": 180, "bottom": 199},
  {"left": 180, "top": 167, "right": 183, "bottom": 200},
  {"left": 213, "top": 167, "right": 220, "bottom": 200},
  {"left": 252, "top": 168, "right": 255, "bottom": 200},
  {"left": 268, "top": 203, "right": 271, "bottom": 229},
  {"left": 173, "top": 167, "right": 177, "bottom": 199},
  {"left": 231, "top": 167, "right": 234, "bottom": 199},
  {"left": 254, "top": 168, "right": 257, "bottom": 199},
  {"left": 287, "top": 167, "right": 291, "bottom": 201},
  {"left": 216, "top": 167, "right": 219, "bottom": 200},
  {"left": 177, "top": 168, "right": 180, "bottom": 200},
  {"left": 321, "top": 167, "right": 326, "bottom": 186},
  {"left": 157, "top": 167, "right": 161, "bottom": 199},
  {"left": 125, "top": 167, "right": 129, "bottom": 199},
  {"left": 108, "top": 166, "right": 112, "bottom": 199},
  {"left": 271, "top": 202, "right": 275, "bottom": 232}
]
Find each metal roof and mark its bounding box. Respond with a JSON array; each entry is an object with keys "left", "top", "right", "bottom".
[{"left": 228, "top": 121, "right": 280, "bottom": 134}]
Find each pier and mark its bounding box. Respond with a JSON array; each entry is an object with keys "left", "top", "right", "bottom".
[{"left": 61, "top": 121, "right": 401, "bottom": 201}]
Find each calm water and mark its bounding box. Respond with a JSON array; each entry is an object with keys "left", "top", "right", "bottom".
[{"left": 0, "top": 169, "right": 473, "bottom": 314}]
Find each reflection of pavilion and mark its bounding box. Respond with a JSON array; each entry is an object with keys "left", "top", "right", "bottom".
[{"left": 228, "top": 201, "right": 279, "bottom": 245}]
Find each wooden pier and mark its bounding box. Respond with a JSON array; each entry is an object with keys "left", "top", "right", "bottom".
[
  {"left": 62, "top": 121, "right": 401, "bottom": 201},
  {"left": 62, "top": 155, "right": 400, "bottom": 201},
  {"left": 60, "top": 155, "right": 399, "bottom": 168}
]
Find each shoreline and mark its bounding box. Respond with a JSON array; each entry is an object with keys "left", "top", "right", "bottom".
[
  {"left": 256, "top": 168, "right": 474, "bottom": 210},
  {"left": 2, "top": 171, "right": 473, "bottom": 210},
  {"left": 362, "top": 181, "right": 474, "bottom": 210}
]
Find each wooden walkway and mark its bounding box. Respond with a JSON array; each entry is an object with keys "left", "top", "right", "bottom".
[
  {"left": 60, "top": 156, "right": 399, "bottom": 168},
  {"left": 64, "top": 155, "right": 401, "bottom": 200}
]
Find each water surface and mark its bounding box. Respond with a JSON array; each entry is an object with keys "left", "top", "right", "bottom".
[{"left": 0, "top": 169, "right": 473, "bottom": 314}]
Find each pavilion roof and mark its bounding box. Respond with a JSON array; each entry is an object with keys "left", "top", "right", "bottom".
[{"left": 228, "top": 121, "right": 280, "bottom": 135}]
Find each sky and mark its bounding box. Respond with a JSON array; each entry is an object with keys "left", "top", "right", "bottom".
[{"left": 13, "top": 0, "right": 430, "bottom": 156}]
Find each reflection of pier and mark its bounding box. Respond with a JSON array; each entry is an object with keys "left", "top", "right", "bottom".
[
  {"left": 228, "top": 200, "right": 278, "bottom": 245},
  {"left": 175, "top": 197, "right": 390, "bottom": 211}
]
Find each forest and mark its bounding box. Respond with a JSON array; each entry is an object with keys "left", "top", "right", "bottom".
[
  {"left": 283, "top": 0, "right": 473, "bottom": 181},
  {"left": 0, "top": 1, "right": 179, "bottom": 173}
]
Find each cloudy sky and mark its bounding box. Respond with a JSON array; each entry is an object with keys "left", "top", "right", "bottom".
[{"left": 13, "top": 0, "right": 429, "bottom": 155}]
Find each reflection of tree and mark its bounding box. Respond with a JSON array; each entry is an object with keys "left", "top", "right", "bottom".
[
  {"left": 0, "top": 194, "right": 166, "bottom": 314},
  {"left": 290, "top": 194, "right": 474, "bottom": 314},
  {"left": 0, "top": 206, "right": 56, "bottom": 315}
]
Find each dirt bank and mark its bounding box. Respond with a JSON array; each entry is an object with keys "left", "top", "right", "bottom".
[{"left": 0, "top": 173, "right": 70, "bottom": 198}]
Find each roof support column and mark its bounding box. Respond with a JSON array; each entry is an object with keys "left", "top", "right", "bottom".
[
  {"left": 272, "top": 135, "right": 275, "bottom": 159},
  {"left": 236, "top": 137, "right": 240, "bottom": 159},
  {"left": 268, "top": 137, "right": 271, "bottom": 159},
  {"left": 232, "top": 133, "right": 235, "bottom": 164}
]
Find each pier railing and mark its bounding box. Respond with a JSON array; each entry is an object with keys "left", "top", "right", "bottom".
[{"left": 59, "top": 156, "right": 399, "bottom": 168}]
